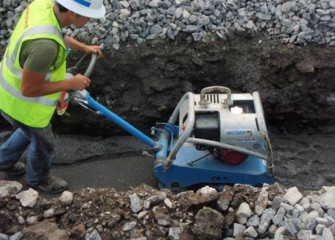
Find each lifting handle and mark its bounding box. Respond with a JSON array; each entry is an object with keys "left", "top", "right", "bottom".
[
  {"left": 71, "top": 44, "right": 104, "bottom": 101},
  {"left": 199, "top": 86, "right": 233, "bottom": 106}
]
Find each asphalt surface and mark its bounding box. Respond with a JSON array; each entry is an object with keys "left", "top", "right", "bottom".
[{"left": 1, "top": 131, "right": 335, "bottom": 196}]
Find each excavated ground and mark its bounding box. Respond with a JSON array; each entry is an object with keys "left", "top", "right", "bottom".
[{"left": 52, "top": 32, "right": 335, "bottom": 136}]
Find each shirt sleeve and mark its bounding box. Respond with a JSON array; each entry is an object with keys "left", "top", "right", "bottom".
[{"left": 20, "top": 39, "right": 59, "bottom": 74}]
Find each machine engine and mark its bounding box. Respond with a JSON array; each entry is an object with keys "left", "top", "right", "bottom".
[{"left": 178, "top": 87, "right": 270, "bottom": 166}]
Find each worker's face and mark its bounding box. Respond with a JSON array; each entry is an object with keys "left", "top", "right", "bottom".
[{"left": 73, "top": 13, "right": 90, "bottom": 27}]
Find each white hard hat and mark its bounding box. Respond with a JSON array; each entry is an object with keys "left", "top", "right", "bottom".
[{"left": 56, "top": 0, "right": 106, "bottom": 19}]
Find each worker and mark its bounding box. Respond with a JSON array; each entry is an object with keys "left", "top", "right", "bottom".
[{"left": 0, "top": 0, "right": 106, "bottom": 193}]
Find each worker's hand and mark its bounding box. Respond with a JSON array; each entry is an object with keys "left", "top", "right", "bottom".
[
  {"left": 84, "top": 45, "right": 103, "bottom": 58},
  {"left": 64, "top": 36, "right": 103, "bottom": 58},
  {"left": 69, "top": 74, "right": 91, "bottom": 90}
]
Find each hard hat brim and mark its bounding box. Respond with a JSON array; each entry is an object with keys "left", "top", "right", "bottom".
[{"left": 56, "top": 0, "right": 106, "bottom": 19}]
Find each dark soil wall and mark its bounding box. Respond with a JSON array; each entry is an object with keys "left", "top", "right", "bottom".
[{"left": 1, "top": 32, "right": 335, "bottom": 136}]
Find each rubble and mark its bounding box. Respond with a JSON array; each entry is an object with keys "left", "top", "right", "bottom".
[{"left": 0, "top": 181, "right": 335, "bottom": 239}]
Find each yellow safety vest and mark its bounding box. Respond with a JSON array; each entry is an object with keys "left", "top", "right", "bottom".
[{"left": 0, "top": 0, "right": 67, "bottom": 128}]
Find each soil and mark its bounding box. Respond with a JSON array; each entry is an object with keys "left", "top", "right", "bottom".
[{"left": 52, "top": 32, "right": 335, "bottom": 137}]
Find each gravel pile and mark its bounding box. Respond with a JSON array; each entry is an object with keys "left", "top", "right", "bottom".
[
  {"left": 0, "top": 182, "right": 335, "bottom": 239},
  {"left": 1, "top": 0, "right": 335, "bottom": 49}
]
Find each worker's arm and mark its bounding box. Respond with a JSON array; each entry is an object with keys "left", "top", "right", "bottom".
[
  {"left": 64, "top": 35, "right": 103, "bottom": 58},
  {"left": 19, "top": 39, "right": 91, "bottom": 97},
  {"left": 21, "top": 68, "right": 90, "bottom": 97}
]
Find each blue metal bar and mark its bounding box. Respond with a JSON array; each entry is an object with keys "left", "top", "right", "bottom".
[
  {"left": 154, "top": 131, "right": 169, "bottom": 165},
  {"left": 85, "top": 94, "right": 159, "bottom": 149}
]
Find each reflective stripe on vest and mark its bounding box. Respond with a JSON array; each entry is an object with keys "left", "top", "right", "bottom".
[
  {"left": 9, "top": 25, "right": 63, "bottom": 69},
  {"left": 5, "top": 25, "right": 62, "bottom": 81},
  {"left": 0, "top": 62, "right": 57, "bottom": 107},
  {"left": 5, "top": 52, "right": 52, "bottom": 81}
]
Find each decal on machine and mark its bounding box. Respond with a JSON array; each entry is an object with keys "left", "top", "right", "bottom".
[
  {"left": 253, "top": 143, "right": 261, "bottom": 149},
  {"left": 232, "top": 138, "right": 256, "bottom": 143},
  {"left": 225, "top": 129, "right": 253, "bottom": 136}
]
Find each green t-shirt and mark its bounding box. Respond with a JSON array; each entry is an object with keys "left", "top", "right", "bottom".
[{"left": 19, "top": 39, "right": 59, "bottom": 74}]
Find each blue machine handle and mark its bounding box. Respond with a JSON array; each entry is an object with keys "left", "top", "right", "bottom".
[
  {"left": 70, "top": 50, "right": 169, "bottom": 162},
  {"left": 85, "top": 94, "right": 159, "bottom": 149}
]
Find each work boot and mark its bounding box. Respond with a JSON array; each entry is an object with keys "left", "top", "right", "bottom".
[
  {"left": 30, "top": 175, "right": 68, "bottom": 194},
  {"left": 1, "top": 162, "right": 26, "bottom": 176}
]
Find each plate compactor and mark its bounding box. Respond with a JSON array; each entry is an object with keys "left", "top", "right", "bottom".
[{"left": 69, "top": 54, "right": 275, "bottom": 191}]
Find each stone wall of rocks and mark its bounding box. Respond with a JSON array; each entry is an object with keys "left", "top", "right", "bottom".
[
  {"left": 1, "top": 182, "right": 335, "bottom": 240},
  {"left": 1, "top": 0, "right": 335, "bottom": 48}
]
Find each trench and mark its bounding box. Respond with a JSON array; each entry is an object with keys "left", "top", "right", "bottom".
[
  {"left": 60, "top": 35, "right": 335, "bottom": 192},
  {"left": 51, "top": 34, "right": 335, "bottom": 137}
]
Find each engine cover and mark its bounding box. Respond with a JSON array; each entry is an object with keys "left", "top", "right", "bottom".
[
  {"left": 177, "top": 90, "right": 270, "bottom": 158},
  {"left": 194, "top": 112, "right": 220, "bottom": 141}
]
